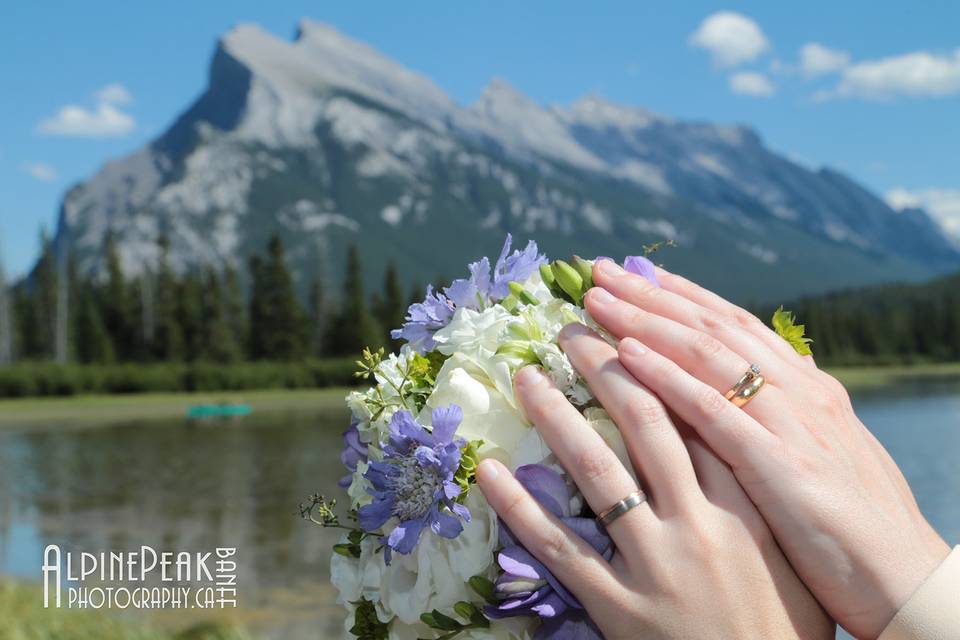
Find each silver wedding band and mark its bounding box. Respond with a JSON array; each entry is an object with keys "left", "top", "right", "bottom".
[{"left": 596, "top": 491, "right": 647, "bottom": 527}]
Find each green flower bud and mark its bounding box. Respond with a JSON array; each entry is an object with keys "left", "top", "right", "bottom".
[
  {"left": 508, "top": 281, "right": 539, "bottom": 306},
  {"left": 570, "top": 255, "right": 594, "bottom": 290},
  {"left": 553, "top": 260, "right": 584, "bottom": 303},
  {"left": 539, "top": 263, "right": 555, "bottom": 287}
]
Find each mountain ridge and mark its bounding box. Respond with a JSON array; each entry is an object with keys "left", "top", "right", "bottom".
[{"left": 51, "top": 20, "right": 959, "bottom": 303}]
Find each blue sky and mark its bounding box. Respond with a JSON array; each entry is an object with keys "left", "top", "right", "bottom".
[{"left": 2, "top": 0, "right": 959, "bottom": 276}]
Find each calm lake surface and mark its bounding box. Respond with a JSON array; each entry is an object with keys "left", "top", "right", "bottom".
[{"left": 0, "top": 383, "right": 957, "bottom": 639}]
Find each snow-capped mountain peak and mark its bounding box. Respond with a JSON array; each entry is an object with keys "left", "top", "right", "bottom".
[{"left": 50, "top": 19, "right": 959, "bottom": 302}]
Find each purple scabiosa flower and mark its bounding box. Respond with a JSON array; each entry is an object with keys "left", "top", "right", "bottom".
[
  {"left": 338, "top": 420, "right": 369, "bottom": 488},
  {"left": 485, "top": 464, "right": 611, "bottom": 640},
  {"left": 357, "top": 405, "right": 471, "bottom": 563},
  {"left": 390, "top": 285, "right": 456, "bottom": 352},
  {"left": 393, "top": 235, "right": 546, "bottom": 352}
]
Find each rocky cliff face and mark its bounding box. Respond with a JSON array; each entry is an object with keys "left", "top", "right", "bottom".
[{"left": 52, "top": 19, "right": 959, "bottom": 302}]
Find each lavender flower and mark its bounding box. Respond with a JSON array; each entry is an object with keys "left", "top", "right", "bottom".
[
  {"left": 596, "top": 255, "right": 660, "bottom": 287},
  {"left": 623, "top": 255, "right": 659, "bottom": 287},
  {"left": 338, "top": 420, "right": 369, "bottom": 488},
  {"left": 485, "top": 464, "right": 611, "bottom": 640},
  {"left": 357, "top": 406, "right": 471, "bottom": 562},
  {"left": 390, "top": 285, "right": 455, "bottom": 352},
  {"left": 392, "top": 234, "right": 546, "bottom": 352}
]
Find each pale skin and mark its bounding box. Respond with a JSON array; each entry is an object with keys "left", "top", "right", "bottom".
[{"left": 477, "top": 259, "right": 950, "bottom": 639}]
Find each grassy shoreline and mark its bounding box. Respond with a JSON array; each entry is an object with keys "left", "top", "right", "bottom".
[
  {"left": 827, "top": 361, "right": 960, "bottom": 391},
  {"left": 0, "top": 363, "right": 957, "bottom": 427},
  {"left": 0, "top": 388, "right": 350, "bottom": 427}
]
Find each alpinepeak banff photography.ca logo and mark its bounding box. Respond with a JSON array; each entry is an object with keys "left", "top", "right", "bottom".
[{"left": 42, "top": 545, "right": 238, "bottom": 610}]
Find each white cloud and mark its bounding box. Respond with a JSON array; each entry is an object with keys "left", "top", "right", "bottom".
[
  {"left": 832, "top": 49, "right": 960, "bottom": 99},
  {"left": 800, "top": 43, "right": 850, "bottom": 77},
  {"left": 689, "top": 12, "right": 769, "bottom": 67},
  {"left": 95, "top": 83, "right": 133, "bottom": 106},
  {"left": 729, "top": 71, "right": 775, "bottom": 97},
  {"left": 22, "top": 162, "right": 58, "bottom": 182},
  {"left": 37, "top": 83, "right": 135, "bottom": 137},
  {"left": 887, "top": 187, "right": 960, "bottom": 237}
]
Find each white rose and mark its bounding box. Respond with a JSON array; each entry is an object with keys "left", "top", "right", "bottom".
[{"left": 426, "top": 358, "right": 548, "bottom": 469}]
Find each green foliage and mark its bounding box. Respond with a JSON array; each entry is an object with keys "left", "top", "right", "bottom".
[
  {"left": 468, "top": 576, "right": 498, "bottom": 605},
  {"left": 771, "top": 306, "right": 813, "bottom": 356},
  {"left": 419, "top": 601, "right": 489, "bottom": 639},
  {"left": 328, "top": 245, "right": 384, "bottom": 355},
  {"left": 350, "top": 598, "right": 391, "bottom": 640},
  {"left": 755, "top": 270, "right": 960, "bottom": 365},
  {"left": 453, "top": 440, "right": 483, "bottom": 502},
  {"left": 0, "top": 359, "right": 361, "bottom": 398},
  {"left": 374, "top": 260, "right": 406, "bottom": 349},
  {"left": 248, "top": 235, "right": 308, "bottom": 360}
]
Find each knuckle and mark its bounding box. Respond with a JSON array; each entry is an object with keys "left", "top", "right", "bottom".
[
  {"left": 539, "top": 526, "right": 570, "bottom": 562},
  {"left": 627, "top": 277, "right": 661, "bottom": 304},
  {"left": 653, "top": 356, "right": 683, "bottom": 381},
  {"left": 575, "top": 448, "right": 615, "bottom": 484},
  {"left": 522, "top": 387, "right": 565, "bottom": 425},
  {"left": 732, "top": 308, "right": 762, "bottom": 331},
  {"left": 499, "top": 488, "right": 530, "bottom": 523},
  {"left": 694, "top": 385, "right": 729, "bottom": 417},
  {"left": 699, "top": 311, "right": 736, "bottom": 333},
  {"left": 623, "top": 395, "right": 667, "bottom": 425},
  {"left": 689, "top": 331, "right": 724, "bottom": 361}
]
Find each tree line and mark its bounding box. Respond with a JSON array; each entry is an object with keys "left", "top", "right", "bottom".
[
  {"left": 1, "top": 232, "right": 958, "bottom": 368},
  {"left": 754, "top": 270, "right": 960, "bottom": 365},
  {"left": 0, "top": 232, "right": 408, "bottom": 365}
]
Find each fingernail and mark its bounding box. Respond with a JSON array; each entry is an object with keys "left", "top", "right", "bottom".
[
  {"left": 515, "top": 365, "right": 545, "bottom": 388},
  {"left": 477, "top": 459, "right": 499, "bottom": 483},
  {"left": 620, "top": 338, "right": 647, "bottom": 356},
  {"left": 558, "top": 322, "right": 589, "bottom": 342},
  {"left": 589, "top": 287, "right": 616, "bottom": 304},
  {"left": 597, "top": 260, "right": 625, "bottom": 277}
]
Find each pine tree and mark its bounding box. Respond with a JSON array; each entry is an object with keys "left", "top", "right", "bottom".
[
  {"left": 177, "top": 271, "right": 205, "bottom": 361},
  {"left": 102, "top": 232, "right": 135, "bottom": 360},
  {"left": 263, "top": 235, "right": 307, "bottom": 360},
  {"left": 248, "top": 255, "right": 268, "bottom": 359},
  {"left": 200, "top": 267, "right": 240, "bottom": 362},
  {"left": 374, "top": 260, "right": 405, "bottom": 347},
  {"left": 154, "top": 235, "right": 184, "bottom": 361},
  {"left": 308, "top": 274, "right": 328, "bottom": 357},
  {"left": 31, "top": 230, "right": 58, "bottom": 359},
  {"left": 248, "top": 236, "right": 307, "bottom": 360},
  {"left": 327, "top": 245, "right": 383, "bottom": 355},
  {"left": 223, "top": 265, "right": 248, "bottom": 359},
  {"left": 0, "top": 244, "right": 12, "bottom": 364},
  {"left": 75, "top": 281, "right": 114, "bottom": 363}
]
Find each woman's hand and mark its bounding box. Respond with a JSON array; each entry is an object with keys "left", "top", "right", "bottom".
[
  {"left": 584, "top": 259, "right": 950, "bottom": 639},
  {"left": 476, "top": 332, "right": 834, "bottom": 639}
]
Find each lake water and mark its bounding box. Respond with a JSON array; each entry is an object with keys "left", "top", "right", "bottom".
[{"left": 0, "top": 383, "right": 957, "bottom": 639}]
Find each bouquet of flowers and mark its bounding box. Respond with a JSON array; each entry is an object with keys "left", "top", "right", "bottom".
[{"left": 308, "top": 235, "right": 662, "bottom": 639}]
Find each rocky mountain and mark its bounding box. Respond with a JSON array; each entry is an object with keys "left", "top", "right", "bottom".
[{"left": 52, "top": 19, "right": 960, "bottom": 303}]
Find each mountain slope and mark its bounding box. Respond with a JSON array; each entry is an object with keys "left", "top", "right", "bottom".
[{"left": 52, "top": 19, "right": 960, "bottom": 304}]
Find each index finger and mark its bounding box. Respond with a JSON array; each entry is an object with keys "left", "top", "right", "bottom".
[{"left": 653, "top": 266, "right": 812, "bottom": 367}]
